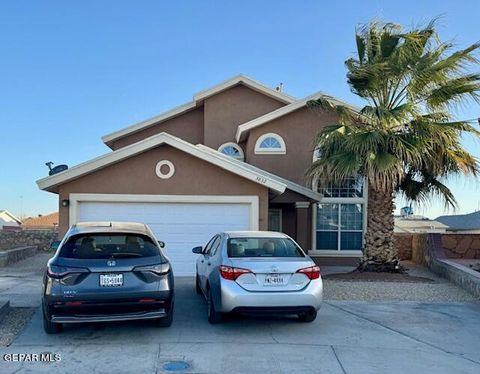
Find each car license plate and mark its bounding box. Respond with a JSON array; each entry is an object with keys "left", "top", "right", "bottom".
[
  {"left": 264, "top": 273, "right": 284, "bottom": 286},
  {"left": 99, "top": 273, "right": 123, "bottom": 287}
]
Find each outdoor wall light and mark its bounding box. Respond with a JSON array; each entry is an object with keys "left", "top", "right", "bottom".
[{"left": 61, "top": 199, "right": 69, "bottom": 207}]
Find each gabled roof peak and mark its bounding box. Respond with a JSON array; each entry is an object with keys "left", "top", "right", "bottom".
[{"left": 102, "top": 74, "right": 294, "bottom": 145}]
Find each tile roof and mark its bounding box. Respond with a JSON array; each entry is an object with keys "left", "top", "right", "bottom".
[{"left": 22, "top": 212, "right": 59, "bottom": 228}]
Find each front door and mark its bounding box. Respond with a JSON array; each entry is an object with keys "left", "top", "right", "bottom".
[{"left": 268, "top": 209, "right": 282, "bottom": 232}]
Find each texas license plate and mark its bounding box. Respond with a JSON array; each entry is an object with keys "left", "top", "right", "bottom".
[
  {"left": 99, "top": 273, "right": 123, "bottom": 287},
  {"left": 264, "top": 273, "right": 285, "bottom": 286}
]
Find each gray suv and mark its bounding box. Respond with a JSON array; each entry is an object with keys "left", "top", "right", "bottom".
[{"left": 42, "top": 221, "right": 174, "bottom": 334}]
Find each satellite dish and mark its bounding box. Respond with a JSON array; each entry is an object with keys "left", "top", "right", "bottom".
[
  {"left": 49, "top": 164, "right": 68, "bottom": 176},
  {"left": 400, "top": 206, "right": 413, "bottom": 217}
]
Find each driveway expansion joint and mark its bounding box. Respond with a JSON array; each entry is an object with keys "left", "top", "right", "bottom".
[
  {"left": 330, "top": 346, "right": 347, "bottom": 374},
  {"left": 325, "top": 301, "right": 480, "bottom": 366}
]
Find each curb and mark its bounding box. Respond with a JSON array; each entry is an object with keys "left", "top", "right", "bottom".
[
  {"left": 425, "top": 234, "right": 480, "bottom": 298},
  {"left": 0, "top": 246, "right": 38, "bottom": 267},
  {"left": 0, "top": 300, "right": 10, "bottom": 323}
]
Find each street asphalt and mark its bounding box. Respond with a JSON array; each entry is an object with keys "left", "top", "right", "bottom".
[{"left": 0, "top": 254, "right": 479, "bottom": 373}]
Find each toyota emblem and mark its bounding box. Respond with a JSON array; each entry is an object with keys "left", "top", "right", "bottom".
[
  {"left": 107, "top": 260, "right": 116, "bottom": 267},
  {"left": 271, "top": 266, "right": 279, "bottom": 273}
]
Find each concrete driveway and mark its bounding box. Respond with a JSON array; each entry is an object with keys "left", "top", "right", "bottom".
[{"left": 1, "top": 277, "right": 480, "bottom": 374}]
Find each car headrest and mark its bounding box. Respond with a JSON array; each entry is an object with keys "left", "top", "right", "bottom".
[
  {"left": 230, "top": 243, "right": 245, "bottom": 257},
  {"left": 263, "top": 241, "right": 275, "bottom": 255}
]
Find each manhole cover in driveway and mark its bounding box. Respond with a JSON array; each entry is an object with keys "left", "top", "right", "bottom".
[{"left": 162, "top": 361, "right": 190, "bottom": 372}]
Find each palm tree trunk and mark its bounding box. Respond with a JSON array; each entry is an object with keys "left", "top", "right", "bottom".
[{"left": 359, "top": 184, "right": 403, "bottom": 272}]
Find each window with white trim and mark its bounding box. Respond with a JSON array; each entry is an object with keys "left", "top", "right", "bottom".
[
  {"left": 254, "top": 133, "right": 286, "bottom": 154},
  {"left": 317, "top": 177, "right": 364, "bottom": 198},
  {"left": 313, "top": 149, "right": 366, "bottom": 251},
  {"left": 218, "top": 142, "right": 244, "bottom": 161},
  {"left": 316, "top": 203, "right": 364, "bottom": 250}
]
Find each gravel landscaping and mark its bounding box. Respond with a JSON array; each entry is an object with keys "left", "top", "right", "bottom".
[
  {"left": 323, "top": 261, "right": 480, "bottom": 302},
  {"left": 0, "top": 307, "right": 35, "bottom": 346}
]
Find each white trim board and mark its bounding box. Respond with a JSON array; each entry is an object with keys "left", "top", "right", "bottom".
[
  {"left": 69, "top": 193, "right": 259, "bottom": 231},
  {"left": 193, "top": 75, "right": 294, "bottom": 104},
  {"left": 102, "top": 102, "right": 196, "bottom": 145},
  {"left": 196, "top": 144, "right": 322, "bottom": 201},
  {"left": 37, "top": 132, "right": 287, "bottom": 194},
  {"left": 236, "top": 92, "right": 362, "bottom": 142},
  {"left": 102, "top": 75, "right": 294, "bottom": 145}
]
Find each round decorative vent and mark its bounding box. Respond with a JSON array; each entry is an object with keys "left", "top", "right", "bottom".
[{"left": 155, "top": 160, "right": 175, "bottom": 179}]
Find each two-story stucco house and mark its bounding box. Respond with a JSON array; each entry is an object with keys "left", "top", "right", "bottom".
[{"left": 37, "top": 75, "right": 366, "bottom": 275}]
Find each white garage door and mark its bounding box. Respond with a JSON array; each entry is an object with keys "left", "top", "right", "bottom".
[{"left": 76, "top": 200, "right": 252, "bottom": 276}]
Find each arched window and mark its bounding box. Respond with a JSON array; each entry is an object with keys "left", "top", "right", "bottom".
[
  {"left": 254, "top": 133, "right": 286, "bottom": 154},
  {"left": 218, "top": 142, "right": 244, "bottom": 161}
]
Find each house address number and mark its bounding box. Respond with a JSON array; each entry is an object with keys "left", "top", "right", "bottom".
[{"left": 255, "top": 176, "right": 267, "bottom": 184}]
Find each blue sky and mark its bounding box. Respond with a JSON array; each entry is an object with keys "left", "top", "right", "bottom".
[{"left": 0, "top": 0, "right": 479, "bottom": 219}]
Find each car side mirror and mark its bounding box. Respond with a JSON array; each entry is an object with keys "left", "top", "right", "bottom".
[
  {"left": 50, "top": 240, "right": 61, "bottom": 251},
  {"left": 158, "top": 241, "right": 165, "bottom": 248},
  {"left": 192, "top": 246, "right": 203, "bottom": 254}
]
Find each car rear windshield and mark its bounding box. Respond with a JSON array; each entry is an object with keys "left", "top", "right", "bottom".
[
  {"left": 227, "top": 237, "right": 304, "bottom": 258},
  {"left": 59, "top": 233, "right": 161, "bottom": 259}
]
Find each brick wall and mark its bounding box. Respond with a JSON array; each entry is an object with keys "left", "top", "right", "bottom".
[
  {"left": 0, "top": 230, "right": 58, "bottom": 251},
  {"left": 441, "top": 234, "right": 480, "bottom": 259}
]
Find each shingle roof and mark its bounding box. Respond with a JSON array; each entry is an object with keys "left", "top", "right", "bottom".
[{"left": 435, "top": 211, "right": 480, "bottom": 231}]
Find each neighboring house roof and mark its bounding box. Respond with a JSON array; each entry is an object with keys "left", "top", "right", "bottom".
[
  {"left": 22, "top": 212, "right": 59, "bottom": 228},
  {"left": 235, "top": 92, "right": 361, "bottom": 142},
  {"left": 37, "top": 132, "right": 287, "bottom": 194},
  {"left": 101, "top": 75, "right": 294, "bottom": 146},
  {"left": 0, "top": 210, "right": 22, "bottom": 226},
  {"left": 394, "top": 216, "right": 448, "bottom": 233},
  {"left": 436, "top": 211, "right": 480, "bottom": 231},
  {"left": 196, "top": 144, "right": 322, "bottom": 201}
]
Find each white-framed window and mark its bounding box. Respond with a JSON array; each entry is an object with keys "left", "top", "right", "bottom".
[
  {"left": 312, "top": 148, "right": 367, "bottom": 252},
  {"left": 218, "top": 142, "right": 244, "bottom": 161},
  {"left": 254, "top": 133, "right": 286, "bottom": 155},
  {"left": 315, "top": 203, "right": 364, "bottom": 250}
]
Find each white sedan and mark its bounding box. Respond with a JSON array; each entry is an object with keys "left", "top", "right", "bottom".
[{"left": 192, "top": 231, "right": 323, "bottom": 324}]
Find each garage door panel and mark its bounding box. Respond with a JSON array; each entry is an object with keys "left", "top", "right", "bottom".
[{"left": 76, "top": 200, "right": 252, "bottom": 276}]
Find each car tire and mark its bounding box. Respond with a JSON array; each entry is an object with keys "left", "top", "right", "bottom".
[
  {"left": 154, "top": 301, "right": 174, "bottom": 328},
  {"left": 42, "top": 308, "right": 62, "bottom": 334},
  {"left": 298, "top": 310, "right": 317, "bottom": 323},
  {"left": 206, "top": 288, "right": 222, "bottom": 324},
  {"left": 195, "top": 274, "right": 202, "bottom": 295}
]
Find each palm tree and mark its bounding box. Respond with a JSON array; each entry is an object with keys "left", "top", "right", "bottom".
[{"left": 308, "top": 20, "right": 480, "bottom": 272}]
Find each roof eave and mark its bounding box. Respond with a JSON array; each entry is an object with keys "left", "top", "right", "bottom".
[
  {"left": 235, "top": 92, "right": 362, "bottom": 143},
  {"left": 37, "top": 132, "right": 287, "bottom": 195},
  {"left": 102, "top": 75, "right": 295, "bottom": 146}
]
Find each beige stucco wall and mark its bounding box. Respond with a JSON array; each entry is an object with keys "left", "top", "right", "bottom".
[
  {"left": 57, "top": 145, "right": 269, "bottom": 236},
  {"left": 203, "top": 85, "right": 285, "bottom": 149},
  {"left": 245, "top": 107, "right": 337, "bottom": 186},
  {"left": 109, "top": 107, "right": 205, "bottom": 150}
]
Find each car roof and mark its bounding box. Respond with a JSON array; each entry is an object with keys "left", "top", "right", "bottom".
[
  {"left": 224, "top": 231, "right": 289, "bottom": 238},
  {"left": 68, "top": 221, "right": 151, "bottom": 236}
]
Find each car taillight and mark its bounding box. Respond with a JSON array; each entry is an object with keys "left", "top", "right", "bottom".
[
  {"left": 65, "top": 301, "right": 83, "bottom": 306},
  {"left": 139, "top": 298, "right": 156, "bottom": 303},
  {"left": 219, "top": 265, "right": 252, "bottom": 281},
  {"left": 133, "top": 263, "right": 170, "bottom": 276},
  {"left": 296, "top": 265, "right": 321, "bottom": 280},
  {"left": 47, "top": 265, "right": 89, "bottom": 279}
]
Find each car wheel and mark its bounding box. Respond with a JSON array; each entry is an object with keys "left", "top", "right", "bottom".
[
  {"left": 195, "top": 274, "right": 202, "bottom": 295},
  {"left": 154, "top": 301, "right": 174, "bottom": 328},
  {"left": 206, "top": 288, "right": 222, "bottom": 324},
  {"left": 42, "top": 307, "right": 62, "bottom": 334},
  {"left": 298, "top": 310, "right": 317, "bottom": 323}
]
